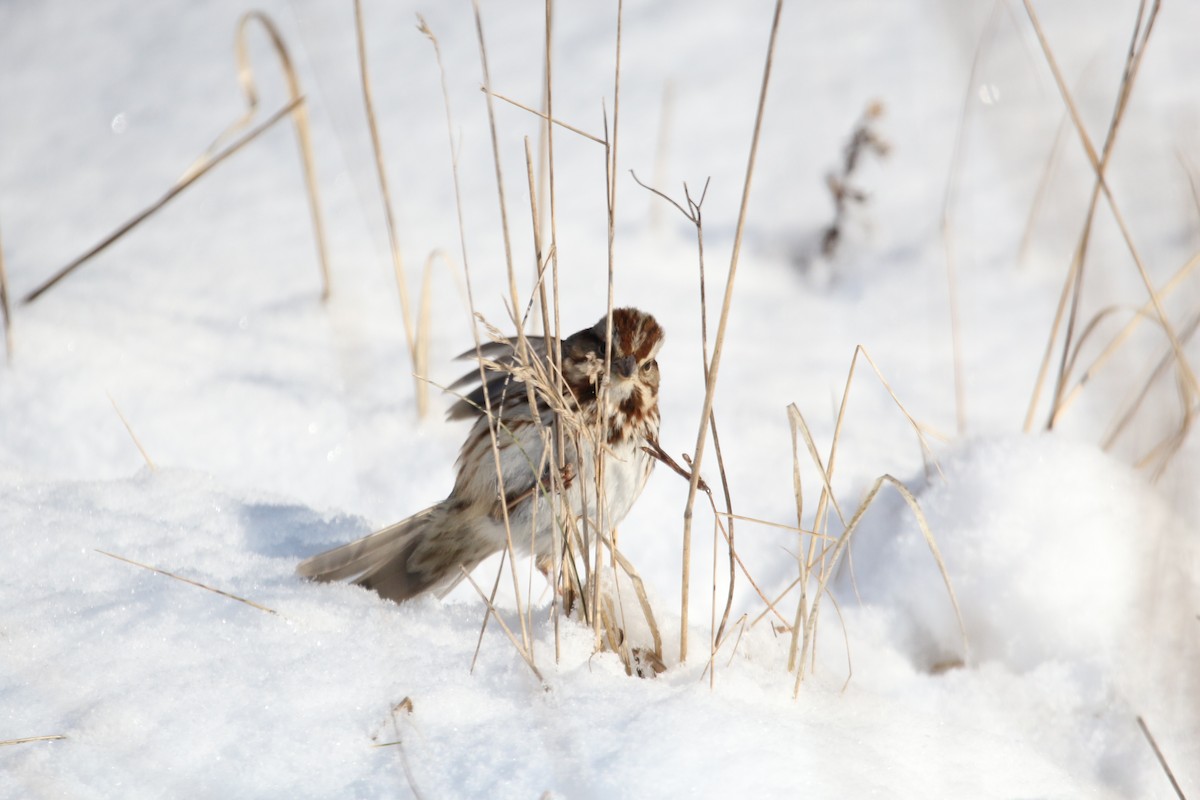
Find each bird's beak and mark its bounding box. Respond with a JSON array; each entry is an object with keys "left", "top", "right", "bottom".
[{"left": 612, "top": 355, "right": 636, "bottom": 379}]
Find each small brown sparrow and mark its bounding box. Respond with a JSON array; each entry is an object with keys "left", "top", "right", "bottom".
[{"left": 297, "top": 307, "right": 664, "bottom": 603}]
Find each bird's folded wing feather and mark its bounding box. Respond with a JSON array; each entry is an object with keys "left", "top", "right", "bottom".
[{"left": 446, "top": 335, "right": 549, "bottom": 420}]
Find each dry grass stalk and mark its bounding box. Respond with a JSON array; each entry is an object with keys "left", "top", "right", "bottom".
[
  {"left": 484, "top": 40, "right": 638, "bottom": 653},
  {"left": 1051, "top": 251, "right": 1200, "bottom": 428},
  {"left": 1021, "top": 0, "right": 1197, "bottom": 436},
  {"left": 521, "top": 138, "right": 570, "bottom": 661},
  {"left": 1037, "top": 0, "right": 1162, "bottom": 418},
  {"left": 0, "top": 735, "right": 67, "bottom": 747},
  {"left": 0, "top": 218, "right": 12, "bottom": 361},
  {"left": 1017, "top": 114, "right": 1069, "bottom": 268},
  {"left": 193, "top": 12, "right": 330, "bottom": 296},
  {"left": 802, "top": 345, "right": 945, "bottom": 571},
  {"left": 23, "top": 97, "right": 302, "bottom": 306},
  {"left": 469, "top": 0, "right": 539, "bottom": 654},
  {"left": 461, "top": 568, "right": 545, "bottom": 684},
  {"left": 755, "top": 397, "right": 940, "bottom": 634},
  {"left": 24, "top": 12, "right": 330, "bottom": 306},
  {"left": 678, "top": 0, "right": 785, "bottom": 663},
  {"left": 356, "top": 1, "right": 426, "bottom": 414},
  {"left": 788, "top": 469, "right": 966, "bottom": 697},
  {"left": 609, "top": 546, "right": 663, "bottom": 665},
  {"left": 649, "top": 80, "right": 675, "bottom": 231},
  {"left": 0, "top": 215, "right": 10, "bottom": 359},
  {"left": 487, "top": 90, "right": 605, "bottom": 146},
  {"left": 1136, "top": 715, "right": 1186, "bottom": 800},
  {"left": 422, "top": 19, "right": 509, "bottom": 645},
  {"left": 377, "top": 698, "right": 426, "bottom": 800},
  {"left": 714, "top": 511, "right": 831, "bottom": 538},
  {"left": 106, "top": 391, "right": 157, "bottom": 471},
  {"left": 786, "top": 405, "right": 810, "bottom": 672},
  {"left": 1182, "top": 152, "right": 1200, "bottom": 224},
  {"left": 423, "top": 12, "right": 538, "bottom": 660},
  {"left": 760, "top": 345, "right": 952, "bottom": 687},
  {"left": 630, "top": 170, "right": 739, "bottom": 681},
  {"left": 1104, "top": 309, "right": 1200, "bottom": 469},
  {"left": 95, "top": 549, "right": 277, "bottom": 615},
  {"left": 414, "top": 249, "right": 457, "bottom": 396},
  {"left": 593, "top": 0, "right": 628, "bottom": 651},
  {"left": 942, "top": 0, "right": 1014, "bottom": 436},
  {"left": 540, "top": 0, "right": 568, "bottom": 665},
  {"left": 541, "top": 0, "right": 565, "bottom": 475}
]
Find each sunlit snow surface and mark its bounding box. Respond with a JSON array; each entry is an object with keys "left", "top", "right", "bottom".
[{"left": 2, "top": 0, "right": 1198, "bottom": 797}]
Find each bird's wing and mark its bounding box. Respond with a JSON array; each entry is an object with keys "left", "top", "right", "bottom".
[{"left": 445, "top": 335, "right": 549, "bottom": 420}]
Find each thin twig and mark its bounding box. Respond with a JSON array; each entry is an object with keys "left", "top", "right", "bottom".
[
  {"left": 1136, "top": 715, "right": 1186, "bottom": 800},
  {"left": 370, "top": 698, "right": 426, "bottom": 800},
  {"left": 231, "top": 12, "right": 331, "bottom": 300},
  {"left": 106, "top": 391, "right": 157, "bottom": 471},
  {"left": 470, "top": 0, "right": 533, "bottom": 652},
  {"left": 0, "top": 217, "right": 11, "bottom": 361},
  {"left": 542, "top": 0, "right": 570, "bottom": 658},
  {"left": 679, "top": 0, "right": 785, "bottom": 662},
  {"left": 23, "top": 98, "right": 303, "bottom": 305},
  {"left": 95, "top": 550, "right": 277, "bottom": 615},
  {"left": 942, "top": 1, "right": 1009, "bottom": 435},
  {"left": 1053, "top": 251, "right": 1200, "bottom": 427},
  {"left": 1044, "top": 1, "right": 1155, "bottom": 425},
  {"left": 461, "top": 568, "right": 545, "bottom": 684},
  {"left": 485, "top": 89, "right": 605, "bottom": 145},
  {"left": 630, "top": 169, "right": 739, "bottom": 663},
  {"left": 1022, "top": 1, "right": 1195, "bottom": 422},
  {"left": 0, "top": 735, "right": 67, "bottom": 747},
  {"left": 358, "top": 0, "right": 423, "bottom": 414}
]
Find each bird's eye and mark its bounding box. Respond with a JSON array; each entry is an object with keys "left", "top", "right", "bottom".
[{"left": 641, "top": 359, "right": 656, "bottom": 372}]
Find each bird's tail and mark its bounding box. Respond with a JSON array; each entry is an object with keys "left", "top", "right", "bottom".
[{"left": 297, "top": 504, "right": 468, "bottom": 602}]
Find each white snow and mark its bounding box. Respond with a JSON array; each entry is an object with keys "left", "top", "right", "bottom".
[{"left": 2, "top": 0, "right": 1198, "bottom": 797}]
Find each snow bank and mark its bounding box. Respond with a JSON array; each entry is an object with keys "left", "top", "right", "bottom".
[{"left": 849, "top": 434, "right": 1179, "bottom": 672}]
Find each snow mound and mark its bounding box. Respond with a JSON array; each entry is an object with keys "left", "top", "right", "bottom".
[{"left": 849, "top": 434, "right": 1175, "bottom": 672}]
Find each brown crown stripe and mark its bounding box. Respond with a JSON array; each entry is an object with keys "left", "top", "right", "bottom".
[{"left": 611, "top": 307, "right": 664, "bottom": 362}]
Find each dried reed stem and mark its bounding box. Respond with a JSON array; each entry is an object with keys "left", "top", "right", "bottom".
[
  {"left": 471, "top": 0, "right": 535, "bottom": 652},
  {"left": 522, "top": 139, "right": 568, "bottom": 659},
  {"left": 594, "top": 0, "right": 626, "bottom": 650},
  {"left": 371, "top": 698, "right": 426, "bottom": 800},
  {"left": 1136, "top": 715, "right": 1186, "bottom": 800},
  {"left": 1044, "top": 0, "right": 1158, "bottom": 419},
  {"left": 0, "top": 218, "right": 11, "bottom": 360},
  {"left": 792, "top": 475, "right": 966, "bottom": 696},
  {"left": 1104, "top": 310, "right": 1200, "bottom": 456},
  {"left": 461, "top": 568, "right": 545, "bottom": 684},
  {"left": 649, "top": 80, "right": 675, "bottom": 230},
  {"left": 419, "top": 15, "right": 532, "bottom": 656},
  {"left": 679, "top": 0, "right": 785, "bottom": 663},
  {"left": 106, "top": 391, "right": 157, "bottom": 471},
  {"left": 0, "top": 735, "right": 67, "bottom": 747},
  {"left": 356, "top": 0, "right": 424, "bottom": 414},
  {"left": 25, "top": 13, "right": 329, "bottom": 305},
  {"left": 23, "top": 98, "right": 302, "bottom": 305},
  {"left": 1053, "top": 251, "right": 1200, "bottom": 426},
  {"left": 1017, "top": 114, "right": 1069, "bottom": 268},
  {"left": 95, "top": 549, "right": 277, "bottom": 615},
  {"left": 542, "top": 0, "right": 568, "bottom": 660},
  {"left": 1022, "top": 1, "right": 1194, "bottom": 428},
  {"left": 228, "top": 12, "right": 331, "bottom": 300},
  {"left": 630, "top": 170, "right": 738, "bottom": 672},
  {"left": 941, "top": 1, "right": 1008, "bottom": 435},
  {"left": 486, "top": 90, "right": 605, "bottom": 145}
]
